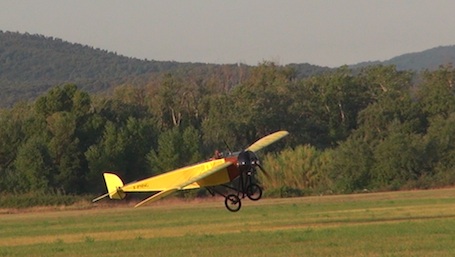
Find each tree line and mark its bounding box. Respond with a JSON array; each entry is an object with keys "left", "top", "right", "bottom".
[{"left": 0, "top": 63, "right": 454, "bottom": 198}]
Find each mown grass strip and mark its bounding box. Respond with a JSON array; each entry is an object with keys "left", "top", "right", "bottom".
[{"left": 1, "top": 188, "right": 455, "bottom": 256}]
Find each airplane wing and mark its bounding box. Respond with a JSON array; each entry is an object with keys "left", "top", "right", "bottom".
[
  {"left": 246, "top": 130, "right": 289, "bottom": 152},
  {"left": 134, "top": 161, "right": 233, "bottom": 207}
]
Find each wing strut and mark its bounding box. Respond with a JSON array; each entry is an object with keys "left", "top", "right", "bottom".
[{"left": 135, "top": 189, "right": 178, "bottom": 208}]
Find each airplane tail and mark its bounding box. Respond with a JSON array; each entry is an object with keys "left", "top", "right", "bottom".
[{"left": 92, "top": 172, "right": 126, "bottom": 202}]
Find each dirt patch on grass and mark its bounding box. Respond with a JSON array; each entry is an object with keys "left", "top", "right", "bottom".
[{"left": 2, "top": 187, "right": 455, "bottom": 215}]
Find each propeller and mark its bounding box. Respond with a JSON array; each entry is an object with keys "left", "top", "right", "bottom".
[
  {"left": 236, "top": 131, "right": 289, "bottom": 180},
  {"left": 246, "top": 130, "right": 289, "bottom": 152},
  {"left": 256, "top": 163, "right": 271, "bottom": 179}
]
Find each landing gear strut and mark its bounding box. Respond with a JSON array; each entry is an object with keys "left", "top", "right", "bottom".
[{"left": 207, "top": 169, "right": 263, "bottom": 212}]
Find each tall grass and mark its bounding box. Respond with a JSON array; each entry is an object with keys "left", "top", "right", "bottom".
[{"left": 262, "top": 145, "right": 333, "bottom": 196}]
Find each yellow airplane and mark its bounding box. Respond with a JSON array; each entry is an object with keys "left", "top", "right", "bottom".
[{"left": 93, "top": 130, "right": 289, "bottom": 212}]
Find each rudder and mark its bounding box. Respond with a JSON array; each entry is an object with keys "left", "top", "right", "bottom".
[{"left": 104, "top": 172, "right": 126, "bottom": 200}]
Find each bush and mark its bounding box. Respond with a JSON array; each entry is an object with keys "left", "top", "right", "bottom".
[
  {"left": 265, "top": 186, "right": 305, "bottom": 198},
  {"left": 0, "top": 192, "right": 87, "bottom": 208}
]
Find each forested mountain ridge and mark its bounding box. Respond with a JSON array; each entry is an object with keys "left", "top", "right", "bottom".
[
  {"left": 0, "top": 31, "right": 205, "bottom": 106},
  {"left": 351, "top": 45, "right": 455, "bottom": 71},
  {"left": 3, "top": 31, "right": 455, "bottom": 108},
  {"left": 0, "top": 31, "right": 328, "bottom": 107}
]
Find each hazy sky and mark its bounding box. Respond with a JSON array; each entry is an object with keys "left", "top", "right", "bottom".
[{"left": 1, "top": 1, "right": 455, "bottom": 67}]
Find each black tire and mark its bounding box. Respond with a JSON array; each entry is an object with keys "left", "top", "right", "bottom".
[
  {"left": 224, "top": 194, "right": 241, "bottom": 212},
  {"left": 246, "top": 183, "right": 262, "bottom": 201}
]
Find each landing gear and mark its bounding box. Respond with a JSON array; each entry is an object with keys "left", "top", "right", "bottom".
[
  {"left": 246, "top": 183, "right": 262, "bottom": 201},
  {"left": 207, "top": 172, "right": 263, "bottom": 212},
  {"left": 206, "top": 183, "right": 262, "bottom": 212},
  {"left": 224, "top": 194, "right": 241, "bottom": 212}
]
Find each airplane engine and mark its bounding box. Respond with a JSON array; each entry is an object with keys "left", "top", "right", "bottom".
[{"left": 237, "top": 150, "right": 259, "bottom": 174}]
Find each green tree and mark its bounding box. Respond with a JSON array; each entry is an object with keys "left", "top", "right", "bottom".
[
  {"left": 357, "top": 65, "right": 413, "bottom": 101},
  {"left": 354, "top": 65, "right": 423, "bottom": 145},
  {"left": 85, "top": 122, "right": 128, "bottom": 192},
  {"left": 147, "top": 127, "right": 182, "bottom": 174},
  {"left": 0, "top": 106, "right": 26, "bottom": 176},
  {"left": 371, "top": 121, "right": 427, "bottom": 190},
  {"left": 35, "top": 84, "right": 78, "bottom": 116},
  {"left": 356, "top": 93, "right": 424, "bottom": 143},
  {"left": 46, "top": 112, "right": 82, "bottom": 193},
  {"left": 230, "top": 62, "right": 294, "bottom": 145},
  {"left": 85, "top": 117, "right": 157, "bottom": 192},
  {"left": 121, "top": 117, "right": 158, "bottom": 180},
  {"left": 200, "top": 94, "right": 238, "bottom": 151},
  {"left": 293, "top": 66, "right": 370, "bottom": 147},
  {"left": 13, "top": 137, "right": 55, "bottom": 193},
  {"left": 149, "top": 74, "right": 202, "bottom": 129},
  {"left": 147, "top": 126, "right": 202, "bottom": 175},
  {"left": 423, "top": 113, "right": 455, "bottom": 186},
  {"left": 0, "top": 103, "right": 48, "bottom": 192},
  {"left": 329, "top": 135, "right": 374, "bottom": 193},
  {"left": 182, "top": 126, "right": 203, "bottom": 164},
  {"left": 418, "top": 65, "right": 455, "bottom": 118}
]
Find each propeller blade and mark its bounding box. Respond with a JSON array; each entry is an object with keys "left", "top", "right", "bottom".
[
  {"left": 257, "top": 164, "right": 271, "bottom": 180},
  {"left": 246, "top": 131, "right": 289, "bottom": 152}
]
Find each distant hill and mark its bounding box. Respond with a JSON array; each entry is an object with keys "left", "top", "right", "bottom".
[
  {"left": 0, "top": 31, "right": 328, "bottom": 107},
  {"left": 4, "top": 31, "right": 453, "bottom": 108},
  {"left": 351, "top": 45, "right": 455, "bottom": 71},
  {"left": 0, "top": 31, "right": 207, "bottom": 106}
]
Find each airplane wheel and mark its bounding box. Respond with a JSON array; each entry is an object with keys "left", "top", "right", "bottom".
[
  {"left": 225, "top": 194, "right": 241, "bottom": 212},
  {"left": 246, "top": 183, "right": 262, "bottom": 201}
]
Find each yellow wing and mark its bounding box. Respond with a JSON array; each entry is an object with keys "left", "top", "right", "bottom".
[
  {"left": 134, "top": 161, "right": 232, "bottom": 207},
  {"left": 246, "top": 130, "right": 289, "bottom": 152}
]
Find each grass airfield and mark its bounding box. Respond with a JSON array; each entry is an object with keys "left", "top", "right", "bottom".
[{"left": 2, "top": 189, "right": 455, "bottom": 256}]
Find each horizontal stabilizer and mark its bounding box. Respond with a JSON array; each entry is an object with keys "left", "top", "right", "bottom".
[{"left": 92, "top": 193, "right": 109, "bottom": 203}]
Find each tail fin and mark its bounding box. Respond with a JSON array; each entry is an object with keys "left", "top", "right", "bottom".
[{"left": 103, "top": 172, "right": 126, "bottom": 200}]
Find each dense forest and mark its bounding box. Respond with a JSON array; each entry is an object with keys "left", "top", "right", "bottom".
[
  {"left": 2, "top": 31, "right": 455, "bottom": 206},
  {"left": 1, "top": 61, "right": 455, "bottom": 202}
]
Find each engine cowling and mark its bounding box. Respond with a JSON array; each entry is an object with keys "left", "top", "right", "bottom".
[{"left": 237, "top": 150, "right": 259, "bottom": 173}]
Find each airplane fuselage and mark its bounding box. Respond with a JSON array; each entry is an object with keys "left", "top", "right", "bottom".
[{"left": 120, "top": 156, "right": 241, "bottom": 193}]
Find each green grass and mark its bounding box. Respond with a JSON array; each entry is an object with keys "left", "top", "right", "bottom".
[{"left": 2, "top": 188, "right": 455, "bottom": 256}]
